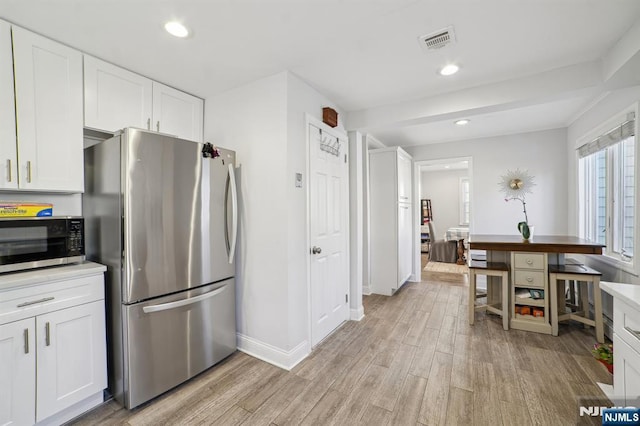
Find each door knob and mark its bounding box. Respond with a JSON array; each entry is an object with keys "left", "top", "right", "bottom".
[{"left": 311, "top": 246, "right": 322, "bottom": 254}]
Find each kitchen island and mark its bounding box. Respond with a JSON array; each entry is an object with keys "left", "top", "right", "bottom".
[{"left": 469, "top": 234, "right": 604, "bottom": 334}]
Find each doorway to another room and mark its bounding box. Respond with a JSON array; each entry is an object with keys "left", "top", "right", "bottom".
[{"left": 415, "top": 158, "right": 473, "bottom": 273}]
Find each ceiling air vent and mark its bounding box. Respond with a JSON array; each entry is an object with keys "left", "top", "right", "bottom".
[{"left": 419, "top": 26, "right": 456, "bottom": 51}]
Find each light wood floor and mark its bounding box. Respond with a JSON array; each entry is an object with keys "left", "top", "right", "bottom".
[{"left": 70, "top": 264, "right": 612, "bottom": 425}]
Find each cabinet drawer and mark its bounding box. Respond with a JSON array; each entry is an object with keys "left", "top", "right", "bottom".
[
  {"left": 514, "top": 270, "right": 545, "bottom": 288},
  {"left": 0, "top": 274, "right": 104, "bottom": 324},
  {"left": 614, "top": 298, "right": 640, "bottom": 355},
  {"left": 513, "top": 253, "right": 545, "bottom": 270}
]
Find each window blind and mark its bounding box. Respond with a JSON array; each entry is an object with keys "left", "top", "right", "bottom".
[{"left": 578, "top": 112, "right": 635, "bottom": 158}]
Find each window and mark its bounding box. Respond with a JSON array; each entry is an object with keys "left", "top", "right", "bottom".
[
  {"left": 459, "top": 177, "right": 470, "bottom": 226},
  {"left": 578, "top": 111, "right": 636, "bottom": 265}
]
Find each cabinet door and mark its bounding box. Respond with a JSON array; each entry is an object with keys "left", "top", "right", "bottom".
[
  {"left": 12, "top": 26, "right": 84, "bottom": 192},
  {"left": 36, "top": 300, "right": 106, "bottom": 422},
  {"left": 398, "top": 203, "right": 412, "bottom": 284},
  {"left": 0, "top": 20, "right": 17, "bottom": 189},
  {"left": 152, "top": 82, "right": 203, "bottom": 142},
  {"left": 0, "top": 318, "right": 36, "bottom": 426},
  {"left": 614, "top": 333, "right": 640, "bottom": 405},
  {"left": 397, "top": 151, "right": 412, "bottom": 202},
  {"left": 84, "top": 55, "right": 153, "bottom": 133}
]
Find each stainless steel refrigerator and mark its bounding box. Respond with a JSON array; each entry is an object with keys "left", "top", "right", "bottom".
[{"left": 83, "top": 128, "right": 237, "bottom": 409}]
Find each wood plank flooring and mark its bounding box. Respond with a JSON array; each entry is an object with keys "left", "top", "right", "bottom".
[{"left": 70, "top": 264, "right": 612, "bottom": 425}]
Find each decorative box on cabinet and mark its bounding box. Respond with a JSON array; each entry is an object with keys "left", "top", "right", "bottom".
[
  {"left": 84, "top": 55, "right": 204, "bottom": 142},
  {"left": 510, "top": 252, "right": 552, "bottom": 334},
  {"left": 369, "top": 147, "right": 413, "bottom": 296},
  {"left": 0, "top": 263, "right": 107, "bottom": 426},
  {"left": 11, "top": 26, "right": 84, "bottom": 192}
]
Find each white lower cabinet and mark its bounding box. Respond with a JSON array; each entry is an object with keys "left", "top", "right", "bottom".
[
  {"left": 0, "top": 265, "right": 107, "bottom": 426},
  {"left": 0, "top": 318, "right": 36, "bottom": 426},
  {"left": 611, "top": 295, "right": 640, "bottom": 405},
  {"left": 36, "top": 301, "right": 107, "bottom": 422},
  {"left": 613, "top": 333, "right": 640, "bottom": 405},
  {"left": 398, "top": 203, "right": 413, "bottom": 283}
]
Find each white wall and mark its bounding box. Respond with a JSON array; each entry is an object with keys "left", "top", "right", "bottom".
[
  {"left": 204, "top": 71, "right": 349, "bottom": 367},
  {"left": 420, "top": 169, "right": 467, "bottom": 237},
  {"left": 567, "top": 85, "right": 640, "bottom": 287},
  {"left": 405, "top": 128, "right": 568, "bottom": 236},
  {"left": 205, "top": 73, "right": 290, "bottom": 353}
]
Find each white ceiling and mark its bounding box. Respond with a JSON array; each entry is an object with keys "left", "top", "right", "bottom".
[{"left": 2, "top": 0, "right": 640, "bottom": 147}]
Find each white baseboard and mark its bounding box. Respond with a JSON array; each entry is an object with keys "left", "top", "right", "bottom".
[
  {"left": 350, "top": 306, "right": 365, "bottom": 321},
  {"left": 39, "top": 391, "right": 104, "bottom": 425},
  {"left": 236, "top": 333, "right": 310, "bottom": 371},
  {"left": 363, "top": 285, "right": 371, "bottom": 295}
]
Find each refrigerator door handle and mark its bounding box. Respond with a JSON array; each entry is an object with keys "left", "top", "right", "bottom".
[
  {"left": 142, "top": 286, "right": 227, "bottom": 314},
  {"left": 228, "top": 163, "right": 238, "bottom": 264}
]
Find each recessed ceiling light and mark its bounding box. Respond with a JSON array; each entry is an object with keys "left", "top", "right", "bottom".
[
  {"left": 165, "top": 21, "right": 189, "bottom": 38},
  {"left": 444, "top": 165, "right": 451, "bottom": 169},
  {"left": 455, "top": 119, "right": 470, "bottom": 126},
  {"left": 439, "top": 64, "right": 459, "bottom": 76}
]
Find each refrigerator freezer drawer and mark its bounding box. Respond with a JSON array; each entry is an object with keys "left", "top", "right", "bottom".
[{"left": 123, "top": 279, "right": 236, "bottom": 409}]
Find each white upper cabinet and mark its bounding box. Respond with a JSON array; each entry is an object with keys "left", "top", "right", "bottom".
[
  {"left": 12, "top": 26, "right": 84, "bottom": 192},
  {"left": 0, "top": 20, "right": 18, "bottom": 190},
  {"left": 397, "top": 149, "right": 412, "bottom": 202},
  {"left": 152, "top": 82, "right": 204, "bottom": 142},
  {"left": 84, "top": 56, "right": 204, "bottom": 142},
  {"left": 84, "top": 55, "right": 153, "bottom": 133}
]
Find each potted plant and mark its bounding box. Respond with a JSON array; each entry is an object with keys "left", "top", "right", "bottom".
[
  {"left": 591, "top": 343, "right": 613, "bottom": 374},
  {"left": 499, "top": 169, "right": 536, "bottom": 241}
]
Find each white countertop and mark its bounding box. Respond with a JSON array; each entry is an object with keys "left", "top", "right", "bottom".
[
  {"left": 0, "top": 261, "right": 107, "bottom": 291},
  {"left": 601, "top": 281, "right": 640, "bottom": 312}
]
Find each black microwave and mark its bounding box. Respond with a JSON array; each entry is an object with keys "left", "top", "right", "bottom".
[{"left": 0, "top": 217, "right": 85, "bottom": 274}]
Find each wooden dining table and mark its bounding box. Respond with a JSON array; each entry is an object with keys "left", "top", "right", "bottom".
[{"left": 468, "top": 234, "right": 605, "bottom": 334}]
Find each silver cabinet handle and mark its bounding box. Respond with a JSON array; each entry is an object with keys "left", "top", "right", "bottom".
[
  {"left": 400, "top": 206, "right": 409, "bottom": 209},
  {"left": 6, "top": 159, "right": 11, "bottom": 182},
  {"left": 147, "top": 118, "right": 151, "bottom": 130},
  {"left": 156, "top": 121, "right": 160, "bottom": 132},
  {"left": 24, "top": 329, "right": 29, "bottom": 354},
  {"left": 142, "top": 286, "right": 227, "bottom": 314},
  {"left": 45, "top": 322, "right": 51, "bottom": 346},
  {"left": 526, "top": 277, "right": 534, "bottom": 282},
  {"left": 17, "top": 297, "right": 54, "bottom": 308},
  {"left": 526, "top": 259, "right": 533, "bottom": 265},
  {"left": 625, "top": 326, "right": 640, "bottom": 341},
  {"left": 26, "top": 161, "right": 32, "bottom": 183},
  {"left": 311, "top": 246, "right": 322, "bottom": 254}
]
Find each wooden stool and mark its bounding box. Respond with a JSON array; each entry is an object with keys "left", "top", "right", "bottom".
[
  {"left": 549, "top": 263, "right": 604, "bottom": 343},
  {"left": 468, "top": 260, "right": 510, "bottom": 330}
]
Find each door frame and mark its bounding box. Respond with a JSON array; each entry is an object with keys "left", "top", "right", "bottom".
[
  {"left": 305, "top": 114, "right": 351, "bottom": 348},
  {"left": 413, "top": 156, "right": 473, "bottom": 279}
]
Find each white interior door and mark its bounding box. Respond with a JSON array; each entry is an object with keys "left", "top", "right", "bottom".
[{"left": 309, "top": 123, "right": 349, "bottom": 347}]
